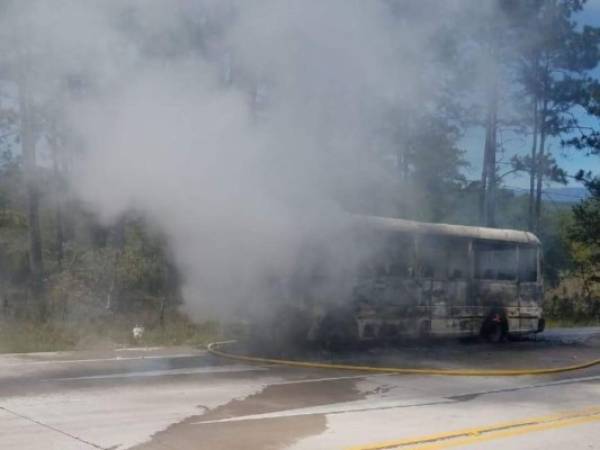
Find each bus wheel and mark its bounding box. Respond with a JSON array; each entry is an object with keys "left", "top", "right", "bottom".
[
  {"left": 537, "top": 317, "right": 546, "bottom": 333},
  {"left": 260, "top": 306, "right": 312, "bottom": 355},
  {"left": 317, "top": 310, "right": 359, "bottom": 352},
  {"left": 481, "top": 314, "right": 507, "bottom": 344}
]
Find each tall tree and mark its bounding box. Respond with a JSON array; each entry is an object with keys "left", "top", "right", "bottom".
[
  {"left": 463, "top": 1, "right": 521, "bottom": 228},
  {"left": 16, "top": 59, "right": 45, "bottom": 314},
  {"left": 387, "top": 111, "right": 468, "bottom": 223},
  {"left": 477, "top": 15, "right": 504, "bottom": 228},
  {"left": 47, "top": 127, "right": 65, "bottom": 271},
  {"left": 481, "top": 74, "right": 499, "bottom": 227},
  {"left": 0, "top": 1, "right": 49, "bottom": 316},
  {"left": 515, "top": 0, "right": 600, "bottom": 231}
]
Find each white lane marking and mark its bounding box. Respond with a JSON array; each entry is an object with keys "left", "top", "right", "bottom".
[
  {"left": 272, "top": 374, "right": 384, "bottom": 385},
  {"left": 193, "top": 397, "right": 452, "bottom": 425},
  {"left": 51, "top": 369, "right": 387, "bottom": 394},
  {"left": 1, "top": 352, "right": 206, "bottom": 366},
  {"left": 1, "top": 347, "right": 173, "bottom": 357},
  {"left": 448, "top": 373, "right": 600, "bottom": 399},
  {"left": 51, "top": 364, "right": 266, "bottom": 380},
  {"left": 192, "top": 373, "right": 600, "bottom": 425},
  {"left": 115, "top": 347, "right": 168, "bottom": 352}
]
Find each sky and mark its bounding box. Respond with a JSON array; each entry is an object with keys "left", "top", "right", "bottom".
[{"left": 461, "top": 0, "right": 600, "bottom": 194}]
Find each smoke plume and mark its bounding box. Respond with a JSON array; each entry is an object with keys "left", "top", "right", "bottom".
[{"left": 1, "top": 0, "right": 497, "bottom": 320}]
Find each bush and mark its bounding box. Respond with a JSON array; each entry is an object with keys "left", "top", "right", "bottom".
[{"left": 544, "top": 278, "right": 600, "bottom": 325}]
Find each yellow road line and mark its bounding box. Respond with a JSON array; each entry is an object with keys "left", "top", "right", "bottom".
[
  {"left": 206, "top": 341, "right": 600, "bottom": 377},
  {"left": 347, "top": 407, "right": 600, "bottom": 450}
]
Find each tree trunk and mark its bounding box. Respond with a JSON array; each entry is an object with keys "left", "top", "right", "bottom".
[
  {"left": 528, "top": 98, "right": 538, "bottom": 231},
  {"left": 534, "top": 98, "right": 548, "bottom": 232},
  {"left": 0, "top": 261, "right": 7, "bottom": 317},
  {"left": 106, "top": 218, "right": 125, "bottom": 311},
  {"left": 49, "top": 135, "right": 65, "bottom": 271},
  {"left": 481, "top": 77, "right": 498, "bottom": 227},
  {"left": 479, "top": 124, "right": 490, "bottom": 225},
  {"left": 485, "top": 88, "right": 498, "bottom": 227},
  {"left": 17, "top": 70, "right": 45, "bottom": 318}
]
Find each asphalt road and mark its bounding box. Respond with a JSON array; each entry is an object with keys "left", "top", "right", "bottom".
[{"left": 1, "top": 328, "right": 600, "bottom": 450}]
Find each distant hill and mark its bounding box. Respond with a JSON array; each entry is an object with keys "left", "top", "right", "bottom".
[
  {"left": 543, "top": 187, "right": 589, "bottom": 204},
  {"left": 510, "top": 186, "right": 589, "bottom": 204}
]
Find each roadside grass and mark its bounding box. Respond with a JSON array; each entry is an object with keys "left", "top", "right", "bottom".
[
  {"left": 546, "top": 318, "right": 600, "bottom": 328},
  {"left": 544, "top": 277, "right": 600, "bottom": 327},
  {"left": 0, "top": 320, "right": 79, "bottom": 353},
  {"left": 0, "top": 313, "right": 222, "bottom": 353}
]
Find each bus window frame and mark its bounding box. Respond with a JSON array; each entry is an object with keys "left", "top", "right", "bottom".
[
  {"left": 386, "top": 232, "right": 417, "bottom": 279},
  {"left": 516, "top": 244, "right": 540, "bottom": 283},
  {"left": 414, "top": 235, "right": 470, "bottom": 281},
  {"left": 445, "top": 237, "right": 470, "bottom": 281},
  {"left": 474, "top": 240, "right": 519, "bottom": 282}
]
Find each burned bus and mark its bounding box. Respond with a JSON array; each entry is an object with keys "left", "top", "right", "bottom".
[{"left": 267, "top": 215, "right": 544, "bottom": 347}]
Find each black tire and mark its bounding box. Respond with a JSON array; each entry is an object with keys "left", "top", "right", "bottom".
[
  {"left": 481, "top": 316, "right": 508, "bottom": 344},
  {"left": 537, "top": 317, "right": 546, "bottom": 333},
  {"left": 317, "top": 309, "right": 359, "bottom": 352},
  {"left": 251, "top": 306, "right": 311, "bottom": 355}
]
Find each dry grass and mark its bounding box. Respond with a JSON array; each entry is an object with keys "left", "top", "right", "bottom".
[
  {"left": 0, "top": 313, "right": 222, "bottom": 353},
  {"left": 544, "top": 276, "right": 600, "bottom": 326}
]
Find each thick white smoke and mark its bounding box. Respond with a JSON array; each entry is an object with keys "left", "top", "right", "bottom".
[
  {"left": 1, "top": 0, "right": 498, "bottom": 319},
  {"left": 68, "top": 0, "right": 410, "bottom": 319}
]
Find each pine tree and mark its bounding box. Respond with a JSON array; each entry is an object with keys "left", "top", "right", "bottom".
[{"left": 514, "top": 0, "right": 600, "bottom": 231}]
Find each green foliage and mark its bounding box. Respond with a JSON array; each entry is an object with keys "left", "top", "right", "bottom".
[
  {"left": 41, "top": 218, "right": 179, "bottom": 321},
  {"left": 538, "top": 173, "right": 600, "bottom": 322},
  {"left": 510, "top": 154, "right": 568, "bottom": 186},
  {"left": 408, "top": 118, "right": 468, "bottom": 222},
  {"left": 540, "top": 207, "right": 574, "bottom": 286},
  {"left": 117, "top": 223, "right": 169, "bottom": 296},
  {"left": 0, "top": 208, "right": 29, "bottom": 287},
  {"left": 564, "top": 176, "right": 600, "bottom": 302},
  {"left": 545, "top": 277, "right": 600, "bottom": 323},
  {"left": 378, "top": 111, "right": 468, "bottom": 223}
]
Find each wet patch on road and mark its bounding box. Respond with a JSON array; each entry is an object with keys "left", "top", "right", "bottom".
[
  {"left": 137, "top": 415, "right": 326, "bottom": 450},
  {"left": 201, "top": 378, "right": 362, "bottom": 420},
  {"left": 134, "top": 377, "right": 364, "bottom": 450}
]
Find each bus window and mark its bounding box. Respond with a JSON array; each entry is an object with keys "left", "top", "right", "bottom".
[
  {"left": 418, "top": 237, "right": 447, "bottom": 280},
  {"left": 387, "top": 234, "right": 415, "bottom": 277},
  {"left": 356, "top": 233, "right": 414, "bottom": 279},
  {"left": 356, "top": 237, "right": 387, "bottom": 278},
  {"left": 475, "top": 241, "right": 517, "bottom": 281},
  {"left": 446, "top": 239, "right": 469, "bottom": 280},
  {"left": 518, "top": 246, "right": 538, "bottom": 282}
]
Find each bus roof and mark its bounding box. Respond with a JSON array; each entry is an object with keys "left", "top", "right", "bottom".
[{"left": 354, "top": 215, "right": 541, "bottom": 246}]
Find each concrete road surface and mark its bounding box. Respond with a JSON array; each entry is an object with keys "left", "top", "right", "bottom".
[{"left": 1, "top": 328, "right": 600, "bottom": 450}]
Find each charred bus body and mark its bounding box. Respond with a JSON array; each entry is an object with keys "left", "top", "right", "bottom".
[
  {"left": 341, "top": 215, "right": 543, "bottom": 343},
  {"left": 262, "top": 215, "right": 544, "bottom": 348}
]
